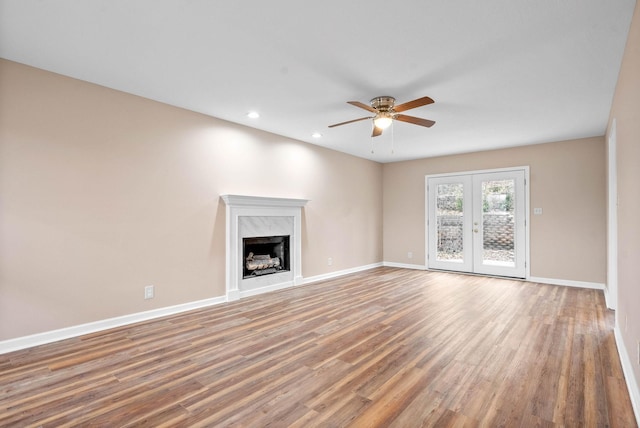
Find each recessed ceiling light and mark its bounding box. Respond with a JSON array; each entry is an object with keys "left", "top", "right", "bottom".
[
  {"left": 312, "top": 132, "right": 322, "bottom": 138},
  {"left": 247, "top": 111, "right": 260, "bottom": 119}
]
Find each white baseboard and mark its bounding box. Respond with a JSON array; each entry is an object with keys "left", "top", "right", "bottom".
[
  {"left": 528, "top": 276, "right": 605, "bottom": 290},
  {"left": 0, "top": 263, "right": 385, "bottom": 354},
  {"left": 302, "top": 262, "right": 383, "bottom": 285},
  {"left": 1, "top": 266, "right": 616, "bottom": 361},
  {"left": 0, "top": 296, "right": 227, "bottom": 355},
  {"left": 604, "top": 285, "right": 617, "bottom": 310},
  {"left": 614, "top": 326, "right": 640, "bottom": 424},
  {"left": 383, "top": 261, "right": 427, "bottom": 270}
]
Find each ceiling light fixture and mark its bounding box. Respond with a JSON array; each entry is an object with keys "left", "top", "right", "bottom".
[
  {"left": 247, "top": 111, "right": 260, "bottom": 119},
  {"left": 311, "top": 132, "right": 322, "bottom": 138},
  {"left": 373, "top": 113, "right": 393, "bottom": 130}
]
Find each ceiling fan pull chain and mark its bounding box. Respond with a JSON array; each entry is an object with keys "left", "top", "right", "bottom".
[{"left": 391, "top": 121, "right": 395, "bottom": 155}]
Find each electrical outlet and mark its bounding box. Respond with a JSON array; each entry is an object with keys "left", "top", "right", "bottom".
[
  {"left": 407, "top": 251, "right": 413, "bottom": 259},
  {"left": 327, "top": 257, "right": 333, "bottom": 266},
  {"left": 144, "top": 285, "right": 154, "bottom": 300}
]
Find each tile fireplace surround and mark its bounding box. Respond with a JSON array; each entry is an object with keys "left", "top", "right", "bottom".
[{"left": 220, "top": 195, "right": 308, "bottom": 301}]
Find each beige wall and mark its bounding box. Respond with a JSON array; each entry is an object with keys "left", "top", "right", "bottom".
[
  {"left": 383, "top": 137, "right": 607, "bottom": 283},
  {"left": 607, "top": 0, "right": 640, "bottom": 401},
  {"left": 0, "top": 59, "right": 383, "bottom": 340}
]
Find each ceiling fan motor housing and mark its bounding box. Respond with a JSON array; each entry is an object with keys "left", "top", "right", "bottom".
[{"left": 370, "top": 96, "right": 396, "bottom": 112}]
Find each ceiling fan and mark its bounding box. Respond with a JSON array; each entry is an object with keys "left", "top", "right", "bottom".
[{"left": 328, "top": 95, "right": 435, "bottom": 137}]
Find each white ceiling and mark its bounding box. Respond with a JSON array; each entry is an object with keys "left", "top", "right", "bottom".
[{"left": 0, "top": 1, "right": 635, "bottom": 163}]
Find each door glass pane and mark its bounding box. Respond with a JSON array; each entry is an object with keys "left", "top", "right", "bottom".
[
  {"left": 481, "top": 179, "right": 515, "bottom": 267},
  {"left": 436, "top": 183, "right": 464, "bottom": 262}
]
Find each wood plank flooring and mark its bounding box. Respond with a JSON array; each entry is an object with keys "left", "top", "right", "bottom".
[{"left": 0, "top": 268, "right": 637, "bottom": 427}]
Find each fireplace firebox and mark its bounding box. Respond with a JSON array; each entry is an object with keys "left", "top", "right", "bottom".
[{"left": 242, "top": 235, "right": 290, "bottom": 278}]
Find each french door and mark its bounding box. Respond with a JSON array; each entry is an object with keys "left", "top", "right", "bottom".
[{"left": 427, "top": 168, "right": 527, "bottom": 278}]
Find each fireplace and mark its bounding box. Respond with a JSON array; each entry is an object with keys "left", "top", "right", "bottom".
[
  {"left": 221, "top": 195, "right": 308, "bottom": 300},
  {"left": 243, "top": 235, "right": 290, "bottom": 278}
]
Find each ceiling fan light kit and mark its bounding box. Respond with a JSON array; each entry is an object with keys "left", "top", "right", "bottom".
[
  {"left": 329, "top": 95, "right": 436, "bottom": 138},
  {"left": 373, "top": 113, "right": 393, "bottom": 130}
]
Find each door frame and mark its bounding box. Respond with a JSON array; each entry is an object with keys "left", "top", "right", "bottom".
[
  {"left": 425, "top": 166, "right": 531, "bottom": 279},
  {"left": 606, "top": 119, "right": 618, "bottom": 310}
]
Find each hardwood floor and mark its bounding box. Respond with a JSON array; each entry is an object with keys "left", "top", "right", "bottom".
[{"left": 0, "top": 268, "right": 636, "bottom": 427}]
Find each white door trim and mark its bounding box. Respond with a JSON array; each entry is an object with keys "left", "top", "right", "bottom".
[{"left": 606, "top": 119, "right": 618, "bottom": 311}]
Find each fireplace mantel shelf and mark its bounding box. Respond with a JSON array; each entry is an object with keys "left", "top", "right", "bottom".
[{"left": 221, "top": 195, "right": 309, "bottom": 208}]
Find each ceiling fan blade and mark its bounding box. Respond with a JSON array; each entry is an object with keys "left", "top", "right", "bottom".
[
  {"left": 347, "top": 101, "right": 377, "bottom": 113},
  {"left": 393, "top": 96, "right": 435, "bottom": 113},
  {"left": 395, "top": 114, "right": 436, "bottom": 128},
  {"left": 371, "top": 126, "right": 383, "bottom": 137},
  {"left": 328, "top": 116, "right": 373, "bottom": 128}
]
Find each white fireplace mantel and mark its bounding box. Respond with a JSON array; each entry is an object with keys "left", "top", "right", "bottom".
[
  {"left": 221, "top": 195, "right": 309, "bottom": 209},
  {"left": 220, "top": 195, "right": 309, "bottom": 301}
]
